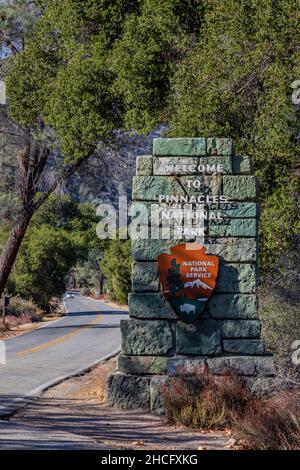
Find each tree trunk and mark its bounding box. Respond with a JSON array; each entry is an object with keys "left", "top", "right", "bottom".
[
  {"left": 100, "top": 275, "right": 104, "bottom": 295},
  {"left": 0, "top": 216, "right": 31, "bottom": 297}
]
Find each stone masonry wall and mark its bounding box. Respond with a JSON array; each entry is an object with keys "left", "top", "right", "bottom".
[{"left": 108, "top": 137, "right": 275, "bottom": 414}]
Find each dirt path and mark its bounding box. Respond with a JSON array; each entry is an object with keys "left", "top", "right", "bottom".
[{"left": 0, "top": 359, "right": 232, "bottom": 450}]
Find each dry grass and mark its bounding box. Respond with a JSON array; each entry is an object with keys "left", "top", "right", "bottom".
[
  {"left": 0, "top": 296, "right": 43, "bottom": 336},
  {"left": 8, "top": 296, "right": 42, "bottom": 320},
  {"left": 163, "top": 368, "right": 252, "bottom": 430},
  {"left": 162, "top": 369, "right": 300, "bottom": 450},
  {"left": 233, "top": 390, "right": 300, "bottom": 450},
  {"left": 70, "top": 358, "right": 116, "bottom": 402}
]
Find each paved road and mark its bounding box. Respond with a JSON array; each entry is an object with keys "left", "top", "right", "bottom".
[{"left": 0, "top": 295, "right": 127, "bottom": 415}]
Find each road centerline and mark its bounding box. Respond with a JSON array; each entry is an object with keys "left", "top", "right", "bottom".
[{"left": 16, "top": 314, "right": 104, "bottom": 357}]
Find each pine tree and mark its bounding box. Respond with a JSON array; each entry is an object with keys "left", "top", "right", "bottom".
[{"left": 167, "top": 259, "right": 184, "bottom": 296}]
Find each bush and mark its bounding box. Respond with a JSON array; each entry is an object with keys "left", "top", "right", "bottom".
[
  {"left": 8, "top": 296, "right": 42, "bottom": 319},
  {"left": 162, "top": 369, "right": 300, "bottom": 449},
  {"left": 259, "top": 267, "right": 300, "bottom": 383},
  {"left": 162, "top": 369, "right": 252, "bottom": 430},
  {"left": 233, "top": 391, "right": 300, "bottom": 450}
]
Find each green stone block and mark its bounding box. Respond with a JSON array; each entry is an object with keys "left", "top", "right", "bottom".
[
  {"left": 207, "top": 294, "right": 258, "bottom": 319},
  {"left": 233, "top": 155, "right": 254, "bottom": 174},
  {"left": 207, "top": 356, "right": 255, "bottom": 376},
  {"left": 216, "top": 263, "right": 257, "bottom": 293},
  {"left": 136, "top": 155, "right": 153, "bottom": 175},
  {"left": 153, "top": 157, "right": 200, "bottom": 175},
  {"left": 208, "top": 202, "right": 258, "bottom": 218},
  {"left": 132, "top": 176, "right": 179, "bottom": 201},
  {"left": 253, "top": 356, "right": 275, "bottom": 376},
  {"left": 131, "top": 239, "right": 185, "bottom": 261},
  {"left": 150, "top": 376, "right": 171, "bottom": 415},
  {"left": 131, "top": 237, "right": 258, "bottom": 263},
  {"left": 167, "top": 357, "right": 207, "bottom": 375},
  {"left": 181, "top": 175, "right": 221, "bottom": 196},
  {"left": 209, "top": 219, "right": 257, "bottom": 237},
  {"left": 223, "top": 175, "right": 257, "bottom": 200},
  {"left": 176, "top": 319, "right": 222, "bottom": 355},
  {"left": 121, "top": 319, "right": 173, "bottom": 355},
  {"left": 132, "top": 175, "right": 221, "bottom": 201},
  {"left": 153, "top": 138, "right": 206, "bottom": 156},
  {"left": 223, "top": 339, "right": 264, "bottom": 355},
  {"left": 207, "top": 355, "right": 275, "bottom": 380},
  {"left": 132, "top": 261, "right": 160, "bottom": 292},
  {"left": 222, "top": 320, "right": 261, "bottom": 338},
  {"left": 118, "top": 355, "right": 168, "bottom": 374},
  {"left": 207, "top": 138, "right": 233, "bottom": 156},
  {"left": 107, "top": 373, "right": 150, "bottom": 409},
  {"left": 207, "top": 356, "right": 275, "bottom": 376},
  {"left": 199, "top": 155, "right": 233, "bottom": 173},
  {"left": 203, "top": 237, "right": 258, "bottom": 262},
  {"left": 129, "top": 293, "right": 176, "bottom": 319}
]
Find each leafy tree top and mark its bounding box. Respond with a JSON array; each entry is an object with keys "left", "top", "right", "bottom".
[{"left": 5, "top": 0, "right": 204, "bottom": 161}]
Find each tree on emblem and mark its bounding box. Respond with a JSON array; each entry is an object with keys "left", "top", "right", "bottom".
[{"left": 167, "top": 259, "right": 184, "bottom": 296}]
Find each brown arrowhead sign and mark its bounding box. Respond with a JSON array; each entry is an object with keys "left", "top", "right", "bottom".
[{"left": 158, "top": 243, "right": 219, "bottom": 323}]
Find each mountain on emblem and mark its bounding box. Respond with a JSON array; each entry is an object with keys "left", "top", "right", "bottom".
[{"left": 158, "top": 243, "right": 219, "bottom": 323}]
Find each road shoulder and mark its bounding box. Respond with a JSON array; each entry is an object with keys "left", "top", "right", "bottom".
[{"left": 0, "top": 358, "right": 231, "bottom": 450}]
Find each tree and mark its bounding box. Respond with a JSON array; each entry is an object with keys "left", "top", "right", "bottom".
[
  {"left": 167, "top": 259, "right": 184, "bottom": 296},
  {"left": 0, "top": 0, "right": 135, "bottom": 297},
  {"left": 2, "top": 0, "right": 298, "bottom": 298},
  {"left": 11, "top": 224, "right": 76, "bottom": 308},
  {"left": 1, "top": 195, "right": 102, "bottom": 306},
  {"left": 0, "top": 0, "right": 206, "bottom": 297},
  {"left": 72, "top": 249, "right": 106, "bottom": 294},
  {"left": 100, "top": 239, "right": 131, "bottom": 304},
  {"left": 168, "top": 0, "right": 300, "bottom": 269}
]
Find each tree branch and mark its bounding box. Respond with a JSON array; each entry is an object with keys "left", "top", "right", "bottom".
[{"left": 32, "top": 154, "right": 92, "bottom": 213}]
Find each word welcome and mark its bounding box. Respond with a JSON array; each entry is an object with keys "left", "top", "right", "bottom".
[{"left": 161, "top": 163, "right": 224, "bottom": 174}]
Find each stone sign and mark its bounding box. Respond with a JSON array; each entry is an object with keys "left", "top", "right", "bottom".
[{"left": 108, "top": 137, "right": 275, "bottom": 413}]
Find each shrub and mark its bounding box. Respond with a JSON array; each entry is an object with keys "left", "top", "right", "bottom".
[
  {"left": 259, "top": 272, "right": 300, "bottom": 383},
  {"left": 8, "top": 296, "right": 42, "bottom": 319},
  {"left": 162, "top": 369, "right": 300, "bottom": 449},
  {"left": 162, "top": 369, "right": 252, "bottom": 430},
  {"left": 234, "top": 391, "right": 300, "bottom": 450}
]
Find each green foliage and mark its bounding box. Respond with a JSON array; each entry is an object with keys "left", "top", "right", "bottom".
[
  {"left": 4, "top": 0, "right": 300, "bottom": 270},
  {"left": 5, "top": 0, "right": 140, "bottom": 159},
  {"left": 111, "top": 0, "right": 204, "bottom": 131},
  {"left": 73, "top": 248, "right": 107, "bottom": 294},
  {"left": 12, "top": 224, "right": 76, "bottom": 307},
  {"left": 260, "top": 181, "right": 300, "bottom": 270},
  {"left": 169, "top": 0, "right": 300, "bottom": 268},
  {"left": 5, "top": 0, "right": 204, "bottom": 156},
  {"left": 100, "top": 239, "right": 131, "bottom": 304},
  {"left": 0, "top": 195, "right": 102, "bottom": 307}
]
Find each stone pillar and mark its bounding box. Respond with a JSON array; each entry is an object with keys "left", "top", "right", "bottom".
[{"left": 107, "top": 137, "right": 275, "bottom": 413}]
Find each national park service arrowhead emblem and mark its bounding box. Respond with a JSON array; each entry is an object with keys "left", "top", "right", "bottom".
[{"left": 158, "top": 243, "right": 219, "bottom": 323}]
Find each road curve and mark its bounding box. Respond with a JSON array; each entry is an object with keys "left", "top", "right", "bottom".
[{"left": 0, "top": 295, "right": 127, "bottom": 416}]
